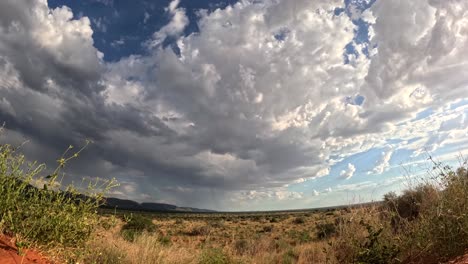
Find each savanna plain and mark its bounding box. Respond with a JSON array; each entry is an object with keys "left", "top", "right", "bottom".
[{"left": 0, "top": 142, "right": 468, "bottom": 264}]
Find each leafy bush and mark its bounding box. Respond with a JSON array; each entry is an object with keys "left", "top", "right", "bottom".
[
  {"left": 383, "top": 184, "right": 438, "bottom": 229},
  {"left": 234, "top": 239, "right": 249, "bottom": 255},
  {"left": 158, "top": 235, "right": 171, "bottom": 246},
  {"left": 208, "top": 220, "right": 224, "bottom": 228},
  {"left": 198, "top": 248, "right": 232, "bottom": 264},
  {"left": 316, "top": 222, "right": 336, "bottom": 239},
  {"left": 0, "top": 142, "right": 116, "bottom": 248},
  {"left": 269, "top": 217, "right": 279, "bottom": 223},
  {"left": 121, "top": 214, "right": 156, "bottom": 241},
  {"left": 333, "top": 159, "right": 468, "bottom": 264},
  {"left": 282, "top": 248, "right": 299, "bottom": 264},
  {"left": 186, "top": 225, "right": 211, "bottom": 236},
  {"left": 83, "top": 242, "right": 126, "bottom": 264},
  {"left": 292, "top": 217, "right": 305, "bottom": 224},
  {"left": 399, "top": 161, "right": 468, "bottom": 262},
  {"left": 100, "top": 215, "right": 119, "bottom": 230},
  {"left": 355, "top": 222, "right": 400, "bottom": 264},
  {"left": 288, "top": 230, "right": 312, "bottom": 243}
]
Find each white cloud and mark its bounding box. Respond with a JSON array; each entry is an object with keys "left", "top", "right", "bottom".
[
  {"left": 143, "top": 12, "right": 150, "bottom": 24},
  {"left": 340, "top": 163, "right": 356, "bottom": 179},
  {"left": 148, "top": 0, "right": 189, "bottom": 48},
  {"left": 372, "top": 147, "right": 393, "bottom": 175},
  {"left": 111, "top": 38, "right": 125, "bottom": 47}
]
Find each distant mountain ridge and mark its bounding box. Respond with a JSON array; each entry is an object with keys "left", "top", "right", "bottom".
[{"left": 102, "top": 197, "right": 216, "bottom": 213}]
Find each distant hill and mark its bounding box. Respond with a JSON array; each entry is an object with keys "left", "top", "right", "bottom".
[
  {"left": 102, "top": 197, "right": 216, "bottom": 213},
  {"left": 7, "top": 177, "right": 215, "bottom": 213}
]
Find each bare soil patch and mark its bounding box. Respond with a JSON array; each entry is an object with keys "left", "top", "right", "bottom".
[
  {"left": 449, "top": 253, "right": 468, "bottom": 264},
  {"left": 0, "top": 235, "right": 50, "bottom": 264}
]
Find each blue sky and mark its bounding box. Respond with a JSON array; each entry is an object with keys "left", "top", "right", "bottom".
[
  {"left": 0, "top": 0, "right": 467, "bottom": 211},
  {"left": 47, "top": 0, "right": 239, "bottom": 61}
]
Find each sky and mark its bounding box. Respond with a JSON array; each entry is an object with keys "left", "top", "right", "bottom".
[{"left": 0, "top": 0, "right": 467, "bottom": 211}]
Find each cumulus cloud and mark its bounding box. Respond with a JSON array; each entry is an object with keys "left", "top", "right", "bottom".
[
  {"left": 340, "top": 163, "right": 356, "bottom": 179},
  {"left": 148, "top": 0, "right": 189, "bottom": 48},
  {"left": 0, "top": 0, "right": 467, "bottom": 210},
  {"left": 371, "top": 147, "right": 393, "bottom": 175}
]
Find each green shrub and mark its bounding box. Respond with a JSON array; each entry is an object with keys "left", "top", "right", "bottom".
[
  {"left": 298, "top": 231, "right": 312, "bottom": 243},
  {"left": 261, "top": 225, "right": 273, "bottom": 233},
  {"left": 158, "top": 235, "right": 171, "bottom": 246},
  {"left": 399, "top": 161, "right": 468, "bottom": 262},
  {"left": 120, "top": 214, "right": 156, "bottom": 241},
  {"left": 0, "top": 142, "right": 117, "bottom": 248},
  {"left": 100, "top": 215, "right": 119, "bottom": 230},
  {"left": 282, "top": 248, "right": 299, "bottom": 264},
  {"left": 292, "top": 217, "right": 305, "bottom": 224},
  {"left": 287, "top": 230, "right": 312, "bottom": 243},
  {"left": 186, "top": 225, "right": 211, "bottom": 236},
  {"left": 355, "top": 222, "right": 400, "bottom": 264},
  {"left": 316, "top": 222, "right": 336, "bottom": 239},
  {"left": 234, "top": 239, "right": 249, "bottom": 255},
  {"left": 383, "top": 184, "right": 438, "bottom": 224},
  {"left": 83, "top": 243, "right": 126, "bottom": 264},
  {"left": 208, "top": 220, "right": 224, "bottom": 228},
  {"left": 199, "top": 248, "right": 232, "bottom": 264}
]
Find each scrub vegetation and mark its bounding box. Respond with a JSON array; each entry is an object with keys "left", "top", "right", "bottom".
[{"left": 0, "top": 140, "right": 467, "bottom": 263}]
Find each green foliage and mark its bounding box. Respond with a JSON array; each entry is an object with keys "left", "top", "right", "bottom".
[
  {"left": 288, "top": 230, "right": 312, "bottom": 243},
  {"left": 208, "top": 219, "right": 224, "bottom": 228},
  {"left": 261, "top": 225, "right": 273, "bottom": 233},
  {"left": 186, "top": 225, "right": 211, "bottom": 236},
  {"left": 298, "top": 231, "right": 312, "bottom": 243},
  {"left": 120, "top": 214, "right": 156, "bottom": 241},
  {"left": 269, "top": 217, "right": 279, "bottom": 223},
  {"left": 0, "top": 142, "right": 117, "bottom": 248},
  {"left": 199, "top": 248, "right": 232, "bottom": 264},
  {"left": 355, "top": 222, "right": 400, "bottom": 264},
  {"left": 383, "top": 184, "right": 438, "bottom": 229},
  {"left": 158, "top": 235, "right": 172, "bottom": 246},
  {"left": 400, "top": 161, "right": 468, "bottom": 262},
  {"left": 292, "top": 217, "right": 305, "bottom": 224},
  {"left": 83, "top": 243, "right": 126, "bottom": 264},
  {"left": 234, "top": 239, "right": 249, "bottom": 255},
  {"left": 316, "top": 222, "right": 336, "bottom": 239},
  {"left": 100, "top": 215, "right": 119, "bottom": 230},
  {"left": 281, "top": 248, "right": 299, "bottom": 264}
]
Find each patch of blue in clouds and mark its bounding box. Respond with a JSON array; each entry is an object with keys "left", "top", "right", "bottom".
[
  {"left": 288, "top": 144, "right": 426, "bottom": 198},
  {"left": 412, "top": 108, "right": 434, "bottom": 121},
  {"left": 48, "top": 0, "right": 238, "bottom": 61},
  {"left": 341, "top": 0, "right": 377, "bottom": 64},
  {"left": 449, "top": 98, "right": 468, "bottom": 110}
]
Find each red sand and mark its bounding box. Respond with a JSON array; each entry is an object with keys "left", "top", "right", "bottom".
[
  {"left": 450, "top": 253, "right": 468, "bottom": 264},
  {"left": 0, "top": 235, "right": 50, "bottom": 264}
]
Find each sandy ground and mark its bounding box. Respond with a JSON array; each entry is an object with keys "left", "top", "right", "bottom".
[
  {"left": 0, "top": 235, "right": 50, "bottom": 264},
  {"left": 450, "top": 253, "right": 468, "bottom": 264}
]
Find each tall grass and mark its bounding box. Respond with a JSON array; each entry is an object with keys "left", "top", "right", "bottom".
[
  {"left": 83, "top": 158, "right": 467, "bottom": 264},
  {"left": 0, "top": 141, "right": 117, "bottom": 253},
  {"left": 331, "top": 157, "right": 468, "bottom": 264}
]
